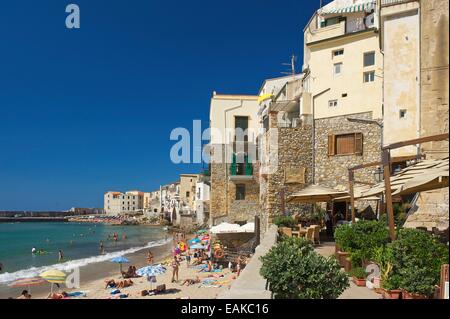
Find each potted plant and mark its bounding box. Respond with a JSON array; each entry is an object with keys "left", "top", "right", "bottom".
[
  {"left": 399, "top": 266, "right": 435, "bottom": 299},
  {"left": 349, "top": 267, "right": 368, "bottom": 287},
  {"left": 382, "top": 274, "right": 402, "bottom": 299},
  {"left": 260, "top": 237, "right": 349, "bottom": 299},
  {"left": 389, "top": 229, "right": 449, "bottom": 300}
]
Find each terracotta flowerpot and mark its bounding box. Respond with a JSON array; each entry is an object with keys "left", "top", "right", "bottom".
[
  {"left": 382, "top": 289, "right": 402, "bottom": 299},
  {"left": 337, "top": 251, "right": 350, "bottom": 267},
  {"left": 402, "top": 290, "right": 428, "bottom": 299},
  {"left": 344, "top": 257, "right": 352, "bottom": 272},
  {"left": 352, "top": 277, "right": 366, "bottom": 287}
]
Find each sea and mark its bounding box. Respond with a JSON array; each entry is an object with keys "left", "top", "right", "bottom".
[{"left": 0, "top": 222, "right": 169, "bottom": 285}]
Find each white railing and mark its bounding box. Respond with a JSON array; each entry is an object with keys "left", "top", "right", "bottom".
[{"left": 381, "top": 0, "right": 417, "bottom": 7}]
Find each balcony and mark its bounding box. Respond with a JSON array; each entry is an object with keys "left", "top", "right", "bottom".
[
  {"left": 306, "top": 14, "right": 375, "bottom": 45},
  {"left": 229, "top": 154, "right": 254, "bottom": 182}
]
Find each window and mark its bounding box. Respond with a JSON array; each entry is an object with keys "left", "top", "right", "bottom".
[
  {"left": 399, "top": 109, "right": 407, "bottom": 119},
  {"left": 186, "top": 191, "right": 190, "bottom": 198},
  {"left": 333, "top": 49, "right": 344, "bottom": 57},
  {"left": 235, "top": 116, "right": 249, "bottom": 142},
  {"left": 333, "top": 63, "right": 342, "bottom": 76},
  {"left": 328, "top": 133, "right": 363, "bottom": 156},
  {"left": 364, "top": 71, "right": 375, "bottom": 83},
  {"left": 236, "top": 184, "right": 246, "bottom": 200},
  {"left": 328, "top": 100, "right": 338, "bottom": 108},
  {"left": 320, "top": 16, "right": 342, "bottom": 28},
  {"left": 364, "top": 52, "right": 375, "bottom": 67}
]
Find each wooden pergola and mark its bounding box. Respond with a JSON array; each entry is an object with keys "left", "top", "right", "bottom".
[{"left": 348, "top": 133, "right": 449, "bottom": 240}]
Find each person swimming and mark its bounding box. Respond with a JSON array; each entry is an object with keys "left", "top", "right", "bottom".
[{"left": 31, "top": 247, "right": 36, "bottom": 254}]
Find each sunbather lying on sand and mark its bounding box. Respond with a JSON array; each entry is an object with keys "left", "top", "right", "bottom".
[
  {"left": 47, "top": 292, "right": 69, "bottom": 299},
  {"left": 104, "top": 279, "right": 134, "bottom": 289},
  {"left": 181, "top": 276, "right": 201, "bottom": 286}
]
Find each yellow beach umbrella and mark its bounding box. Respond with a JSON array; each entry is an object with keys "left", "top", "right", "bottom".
[
  {"left": 39, "top": 269, "right": 67, "bottom": 294},
  {"left": 257, "top": 93, "right": 273, "bottom": 104}
]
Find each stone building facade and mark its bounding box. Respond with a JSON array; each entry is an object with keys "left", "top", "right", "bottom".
[
  {"left": 210, "top": 144, "right": 260, "bottom": 225},
  {"left": 259, "top": 111, "right": 313, "bottom": 232},
  {"left": 314, "top": 111, "right": 382, "bottom": 213},
  {"left": 419, "top": 0, "right": 449, "bottom": 158}
]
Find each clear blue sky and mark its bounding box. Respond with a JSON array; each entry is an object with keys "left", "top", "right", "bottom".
[{"left": 0, "top": 0, "right": 321, "bottom": 211}]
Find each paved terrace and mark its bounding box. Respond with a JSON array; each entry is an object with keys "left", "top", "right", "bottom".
[
  {"left": 219, "top": 227, "right": 379, "bottom": 299},
  {"left": 218, "top": 225, "right": 277, "bottom": 299}
]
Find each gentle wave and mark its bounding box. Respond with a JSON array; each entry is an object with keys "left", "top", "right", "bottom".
[{"left": 0, "top": 238, "right": 171, "bottom": 284}]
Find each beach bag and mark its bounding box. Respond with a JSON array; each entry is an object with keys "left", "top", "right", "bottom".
[
  {"left": 156, "top": 284, "right": 166, "bottom": 293},
  {"left": 141, "top": 290, "right": 149, "bottom": 296}
]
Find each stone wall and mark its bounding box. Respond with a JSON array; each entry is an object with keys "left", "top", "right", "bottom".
[
  {"left": 210, "top": 144, "right": 260, "bottom": 225},
  {"left": 314, "top": 112, "right": 382, "bottom": 211},
  {"left": 259, "top": 112, "right": 314, "bottom": 232},
  {"left": 420, "top": 0, "right": 449, "bottom": 158}
]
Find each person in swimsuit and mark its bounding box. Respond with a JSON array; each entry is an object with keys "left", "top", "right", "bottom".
[
  {"left": 181, "top": 276, "right": 200, "bottom": 286},
  {"left": 58, "top": 250, "right": 64, "bottom": 262},
  {"left": 171, "top": 256, "right": 180, "bottom": 283}
]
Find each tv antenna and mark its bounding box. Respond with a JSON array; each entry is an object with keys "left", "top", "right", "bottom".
[{"left": 281, "top": 54, "right": 297, "bottom": 76}]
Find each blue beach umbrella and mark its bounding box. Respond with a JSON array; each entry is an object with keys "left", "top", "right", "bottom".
[
  {"left": 111, "top": 256, "right": 130, "bottom": 275},
  {"left": 188, "top": 237, "right": 201, "bottom": 245},
  {"left": 136, "top": 264, "right": 167, "bottom": 290}
]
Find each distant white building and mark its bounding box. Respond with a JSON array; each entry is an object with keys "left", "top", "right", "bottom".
[
  {"left": 104, "top": 190, "right": 144, "bottom": 216},
  {"left": 195, "top": 179, "right": 210, "bottom": 225},
  {"left": 143, "top": 190, "right": 160, "bottom": 217},
  {"left": 160, "top": 182, "right": 181, "bottom": 225}
]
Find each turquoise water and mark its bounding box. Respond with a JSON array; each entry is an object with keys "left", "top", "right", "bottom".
[{"left": 0, "top": 222, "right": 168, "bottom": 283}]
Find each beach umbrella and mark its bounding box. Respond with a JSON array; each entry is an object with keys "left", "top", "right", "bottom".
[
  {"left": 136, "top": 264, "right": 167, "bottom": 290},
  {"left": 190, "top": 244, "right": 207, "bottom": 250},
  {"left": 188, "top": 237, "right": 201, "bottom": 245},
  {"left": 9, "top": 277, "right": 47, "bottom": 294},
  {"left": 110, "top": 256, "right": 130, "bottom": 276},
  {"left": 39, "top": 269, "right": 67, "bottom": 294}
]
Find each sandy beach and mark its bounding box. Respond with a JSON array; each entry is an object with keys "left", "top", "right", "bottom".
[{"left": 1, "top": 234, "right": 240, "bottom": 300}]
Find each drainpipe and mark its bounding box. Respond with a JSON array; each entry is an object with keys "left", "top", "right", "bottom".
[
  {"left": 312, "top": 88, "right": 331, "bottom": 184},
  {"left": 417, "top": 4, "right": 421, "bottom": 158}
]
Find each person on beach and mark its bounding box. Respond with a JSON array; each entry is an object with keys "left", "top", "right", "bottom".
[
  {"left": 181, "top": 276, "right": 200, "bottom": 286},
  {"left": 186, "top": 252, "right": 191, "bottom": 267},
  {"left": 47, "top": 291, "right": 68, "bottom": 299},
  {"left": 122, "top": 233, "right": 127, "bottom": 240},
  {"left": 100, "top": 241, "right": 105, "bottom": 254},
  {"left": 58, "top": 250, "right": 64, "bottom": 262},
  {"left": 147, "top": 250, "right": 154, "bottom": 264},
  {"left": 171, "top": 256, "right": 180, "bottom": 283},
  {"left": 17, "top": 290, "right": 31, "bottom": 299}
]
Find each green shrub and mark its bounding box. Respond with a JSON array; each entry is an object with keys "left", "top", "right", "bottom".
[
  {"left": 273, "top": 215, "right": 296, "bottom": 228},
  {"left": 389, "top": 228, "right": 449, "bottom": 297},
  {"left": 260, "top": 237, "right": 349, "bottom": 299},
  {"left": 334, "top": 220, "right": 390, "bottom": 266},
  {"left": 383, "top": 273, "right": 402, "bottom": 291},
  {"left": 348, "top": 267, "right": 368, "bottom": 279}
]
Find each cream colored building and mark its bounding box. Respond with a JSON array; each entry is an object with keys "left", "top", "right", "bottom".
[
  {"left": 380, "top": 0, "right": 421, "bottom": 157},
  {"left": 300, "top": 0, "right": 383, "bottom": 218},
  {"left": 104, "top": 190, "right": 144, "bottom": 216},
  {"left": 179, "top": 174, "right": 199, "bottom": 214},
  {"left": 209, "top": 93, "right": 260, "bottom": 226}
]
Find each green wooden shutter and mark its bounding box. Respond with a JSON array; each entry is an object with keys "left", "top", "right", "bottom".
[
  {"left": 230, "top": 153, "right": 237, "bottom": 175},
  {"left": 245, "top": 155, "right": 253, "bottom": 175}
]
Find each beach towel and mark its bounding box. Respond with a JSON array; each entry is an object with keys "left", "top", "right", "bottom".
[
  {"left": 110, "top": 289, "right": 121, "bottom": 295},
  {"left": 67, "top": 291, "right": 87, "bottom": 297}
]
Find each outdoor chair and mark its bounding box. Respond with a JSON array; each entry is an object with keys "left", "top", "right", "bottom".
[
  {"left": 305, "top": 227, "right": 314, "bottom": 243},
  {"left": 311, "top": 225, "right": 321, "bottom": 245},
  {"left": 280, "top": 227, "right": 293, "bottom": 237}
]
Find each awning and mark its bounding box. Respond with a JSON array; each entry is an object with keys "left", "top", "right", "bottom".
[
  {"left": 321, "top": 0, "right": 376, "bottom": 15},
  {"left": 258, "top": 93, "right": 274, "bottom": 104},
  {"left": 334, "top": 184, "right": 380, "bottom": 201},
  {"left": 360, "top": 158, "right": 449, "bottom": 197},
  {"left": 288, "top": 184, "right": 349, "bottom": 203}
]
